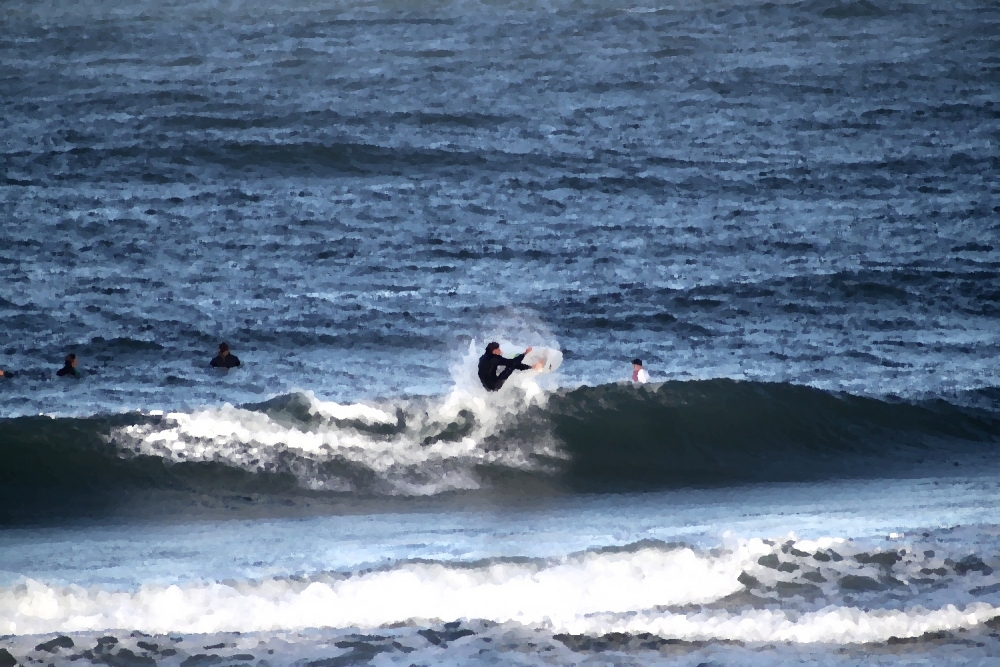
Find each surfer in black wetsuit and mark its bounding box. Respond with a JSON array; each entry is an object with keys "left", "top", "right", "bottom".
[
  {"left": 56, "top": 354, "right": 79, "bottom": 377},
  {"left": 478, "top": 342, "right": 543, "bottom": 392},
  {"left": 210, "top": 342, "right": 241, "bottom": 368}
]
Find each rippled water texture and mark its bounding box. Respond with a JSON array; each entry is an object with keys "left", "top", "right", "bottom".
[
  {"left": 4, "top": 2, "right": 1000, "bottom": 664},
  {"left": 2, "top": 0, "right": 998, "bottom": 415}
]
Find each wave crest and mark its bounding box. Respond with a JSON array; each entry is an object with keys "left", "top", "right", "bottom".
[{"left": 114, "top": 382, "right": 563, "bottom": 495}]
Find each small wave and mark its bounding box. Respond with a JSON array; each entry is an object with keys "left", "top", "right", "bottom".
[
  {"left": 560, "top": 603, "right": 998, "bottom": 644},
  {"left": 5, "top": 537, "right": 1000, "bottom": 642},
  {"left": 0, "top": 542, "right": 747, "bottom": 636},
  {"left": 85, "top": 336, "right": 165, "bottom": 353},
  {"left": 819, "top": 0, "right": 888, "bottom": 20}
]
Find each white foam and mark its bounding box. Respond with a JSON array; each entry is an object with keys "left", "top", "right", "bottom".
[
  {"left": 790, "top": 536, "right": 848, "bottom": 553},
  {"left": 111, "top": 343, "right": 564, "bottom": 494},
  {"left": 562, "top": 603, "right": 999, "bottom": 644},
  {"left": 0, "top": 545, "right": 742, "bottom": 636},
  {"left": 4, "top": 540, "right": 997, "bottom": 644},
  {"left": 305, "top": 395, "right": 396, "bottom": 425}
]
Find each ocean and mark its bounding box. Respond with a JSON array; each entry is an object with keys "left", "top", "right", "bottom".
[{"left": 2, "top": 0, "right": 1000, "bottom": 663}]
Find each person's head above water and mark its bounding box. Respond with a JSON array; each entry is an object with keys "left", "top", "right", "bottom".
[
  {"left": 210, "top": 342, "right": 241, "bottom": 368},
  {"left": 56, "top": 353, "right": 78, "bottom": 377},
  {"left": 630, "top": 358, "right": 649, "bottom": 384},
  {"left": 486, "top": 341, "right": 501, "bottom": 355}
]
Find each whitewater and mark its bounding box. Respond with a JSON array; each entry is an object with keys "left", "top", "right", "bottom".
[
  {"left": 4, "top": 352, "right": 1000, "bottom": 664},
  {"left": 3, "top": 0, "right": 1000, "bottom": 664}
]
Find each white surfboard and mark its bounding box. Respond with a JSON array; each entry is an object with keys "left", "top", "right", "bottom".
[{"left": 522, "top": 347, "right": 562, "bottom": 374}]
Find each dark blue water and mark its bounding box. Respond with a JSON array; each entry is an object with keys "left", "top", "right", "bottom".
[
  {"left": 2, "top": 0, "right": 999, "bottom": 415},
  {"left": 2, "top": 0, "right": 1000, "bottom": 663}
]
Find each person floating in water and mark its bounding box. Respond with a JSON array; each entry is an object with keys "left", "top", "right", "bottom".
[
  {"left": 210, "top": 342, "right": 241, "bottom": 368},
  {"left": 56, "top": 353, "right": 79, "bottom": 377},
  {"left": 631, "top": 358, "right": 650, "bottom": 384},
  {"left": 478, "top": 342, "right": 543, "bottom": 392}
]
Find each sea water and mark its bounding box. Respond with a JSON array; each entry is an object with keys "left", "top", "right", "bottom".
[{"left": 2, "top": 0, "right": 1000, "bottom": 664}]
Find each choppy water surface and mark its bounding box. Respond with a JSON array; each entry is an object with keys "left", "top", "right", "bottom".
[
  {"left": 2, "top": 0, "right": 999, "bottom": 413},
  {"left": 2, "top": 0, "right": 1000, "bottom": 664}
]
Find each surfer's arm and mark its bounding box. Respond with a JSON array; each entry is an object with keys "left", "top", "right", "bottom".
[
  {"left": 507, "top": 354, "right": 532, "bottom": 371},
  {"left": 517, "top": 348, "right": 544, "bottom": 371}
]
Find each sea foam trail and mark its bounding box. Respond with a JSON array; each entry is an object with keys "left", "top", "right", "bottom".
[
  {"left": 5, "top": 538, "right": 1000, "bottom": 643},
  {"left": 560, "top": 604, "right": 1000, "bottom": 644},
  {"left": 0, "top": 544, "right": 745, "bottom": 635}
]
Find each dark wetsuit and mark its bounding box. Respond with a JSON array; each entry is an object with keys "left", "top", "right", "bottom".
[
  {"left": 56, "top": 365, "right": 78, "bottom": 377},
  {"left": 210, "top": 353, "right": 241, "bottom": 368},
  {"left": 478, "top": 352, "right": 530, "bottom": 392}
]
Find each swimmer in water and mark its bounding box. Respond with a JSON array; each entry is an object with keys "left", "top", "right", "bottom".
[
  {"left": 631, "top": 358, "right": 649, "bottom": 384},
  {"left": 210, "top": 342, "right": 241, "bottom": 368},
  {"left": 56, "top": 354, "right": 79, "bottom": 377},
  {"left": 478, "top": 342, "right": 543, "bottom": 392}
]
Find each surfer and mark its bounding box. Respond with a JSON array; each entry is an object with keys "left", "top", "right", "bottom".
[
  {"left": 56, "top": 354, "right": 79, "bottom": 377},
  {"left": 210, "top": 342, "right": 241, "bottom": 368},
  {"left": 631, "top": 358, "right": 649, "bottom": 384},
  {"left": 478, "top": 342, "right": 543, "bottom": 392}
]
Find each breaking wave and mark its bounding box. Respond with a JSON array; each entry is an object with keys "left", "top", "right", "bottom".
[
  {"left": 5, "top": 536, "right": 1000, "bottom": 643},
  {"left": 2, "top": 351, "right": 1000, "bottom": 508}
]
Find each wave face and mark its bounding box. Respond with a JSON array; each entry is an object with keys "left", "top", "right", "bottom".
[
  {"left": 541, "top": 380, "right": 1000, "bottom": 487},
  {"left": 2, "top": 379, "right": 999, "bottom": 516}
]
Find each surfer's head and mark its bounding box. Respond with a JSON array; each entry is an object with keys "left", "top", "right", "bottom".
[
  {"left": 65, "top": 353, "right": 77, "bottom": 367},
  {"left": 218, "top": 342, "right": 230, "bottom": 356},
  {"left": 486, "top": 341, "right": 501, "bottom": 355},
  {"left": 632, "top": 358, "right": 642, "bottom": 368}
]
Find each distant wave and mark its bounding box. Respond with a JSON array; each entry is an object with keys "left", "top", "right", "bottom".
[{"left": 2, "top": 379, "right": 999, "bottom": 519}]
